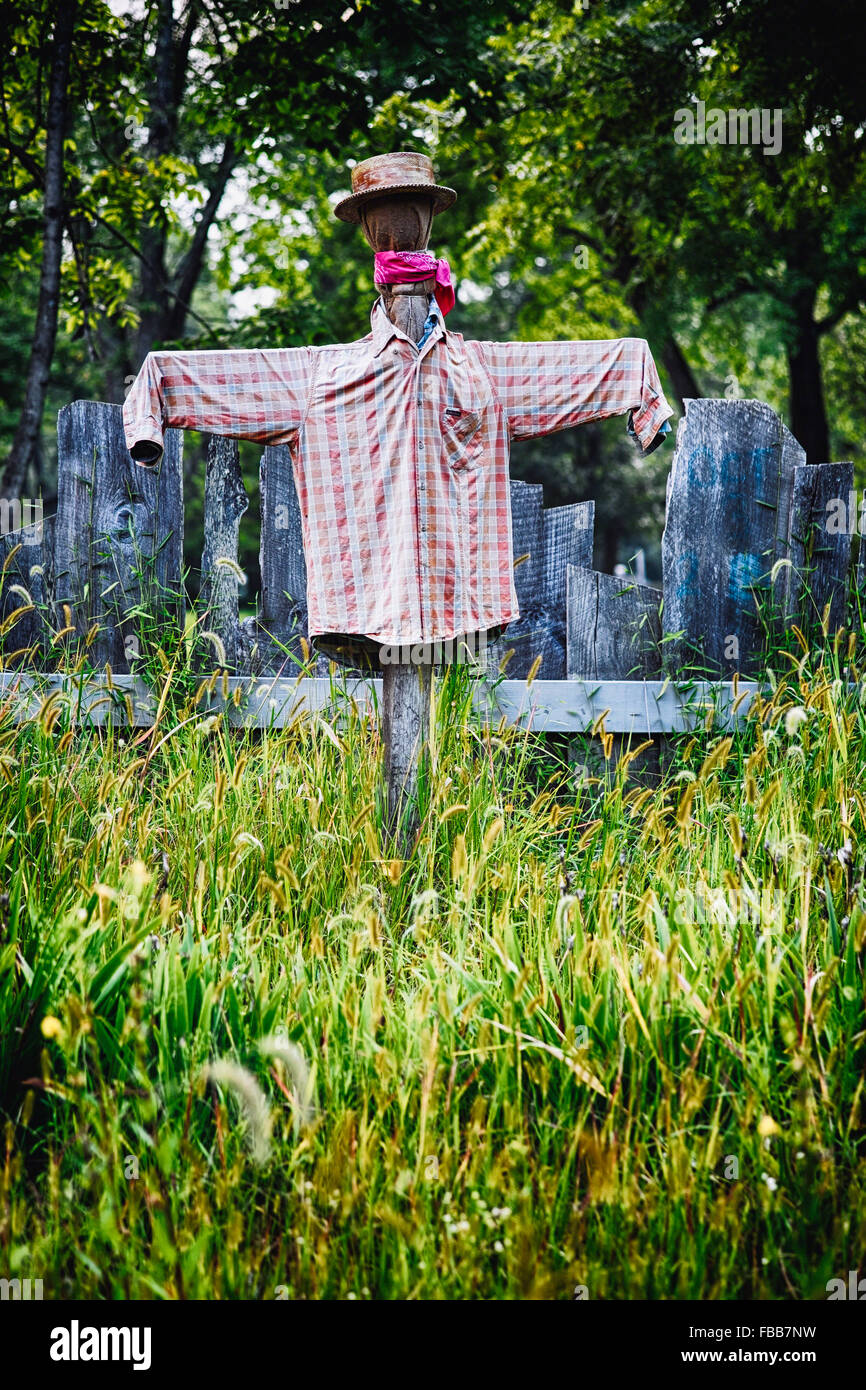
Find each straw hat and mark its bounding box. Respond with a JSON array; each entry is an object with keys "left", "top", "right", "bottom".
[{"left": 334, "top": 151, "right": 456, "bottom": 224}]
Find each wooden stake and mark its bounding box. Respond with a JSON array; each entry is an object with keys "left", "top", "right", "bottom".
[
  {"left": 381, "top": 660, "right": 432, "bottom": 837},
  {"left": 356, "top": 192, "right": 438, "bottom": 843}
]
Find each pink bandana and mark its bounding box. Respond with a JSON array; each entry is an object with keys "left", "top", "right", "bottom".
[{"left": 373, "top": 250, "right": 456, "bottom": 316}]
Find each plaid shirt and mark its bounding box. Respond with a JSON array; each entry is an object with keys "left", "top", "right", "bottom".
[{"left": 123, "top": 300, "right": 673, "bottom": 645}]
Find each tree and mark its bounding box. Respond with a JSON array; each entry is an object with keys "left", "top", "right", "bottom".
[
  {"left": 435, "top": 0, "right": 866, "bottom": 461},
  {"left": 0, "top": 0, "right": 525, "bottom": 492},
  {"left": 67, "top": 0, "right": 525, "bottom": 389},
  {"left": 1, "top": 0, "right": 77, "bottom": 497}
]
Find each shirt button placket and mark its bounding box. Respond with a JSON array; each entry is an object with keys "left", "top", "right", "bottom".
[{"left": 417, "top": 365, "right": 429, "bottom": 641}]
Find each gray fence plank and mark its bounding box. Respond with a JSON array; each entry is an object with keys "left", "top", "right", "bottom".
[
  {"left": 661, "top": 399, "right": 805, "bottom": 677},
  {"left": 490, "top": 480, "right": 545, "bottom": 677},
  {"left": 543, "top": 502, "right": 594, "bottom": 610},
  {"left": 566, "top": 568, "right": 662, "bottom": 680},
  {"left": 476, "top": 677, "right": 761, "bottom": 735},
  {"left": 54, "top": 401, "right": 183, "bottom": 671},
  {"left": 246, "top": 445, "right": 364, "bottom": 677},
  {"left": 242, "top": 442, "right": 311, "bottom": 674},
  {"left": 197, "top": 435, "right": 248, "bottom": 671},
  {"left": 567, "top": 566, "right": 663, "bottom": 780},
  {"left": 490, "top": 485, "right": 592, "bottom": 679},
  {"left": 509, "top": 479, "right": 545, "bottom": 611},
  {"left": 0, "top": 512, "right": 52, "bottom": 664},
  {"left": 787, "top": 461, "right": 853, "bottom": 634},
  {"left": 540, "top": 501, "right": 595, "bottom": 679}
]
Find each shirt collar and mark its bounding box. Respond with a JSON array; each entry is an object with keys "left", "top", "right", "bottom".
[{"left": 370, "top": 296, "right": 446, "bottom": 356}]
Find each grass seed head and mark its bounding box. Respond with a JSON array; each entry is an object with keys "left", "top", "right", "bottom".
[
  {"left": 258, "top": 1035, "right": 315, "bottom": 1129},
  {"left": 204, "top": 1060, "right": 273, "bottom": 1165}
]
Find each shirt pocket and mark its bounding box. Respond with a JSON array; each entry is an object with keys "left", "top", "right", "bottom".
[{"left": 441, "top": 406, "right": 483, "bottom": 471}]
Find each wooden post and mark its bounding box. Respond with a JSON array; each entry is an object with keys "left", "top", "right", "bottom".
[
  {"left": 54, "top": 400, "right": 183, "bottom": 671},
  {"left": 660, "top": 399, "right": 805, "bottom": 678},
  {"left": 787, "top": 461, "right": 853, "bottom": 638},
  {"left": 354, "top": 191, "right": 438, "bottom": 842},
  {"left": 0, "top": 512, "right": 53, "bottom": 667},
  {"left": 197, "top": 434, "right": 248, "bottom": 672},
  {"left": 381, "top": 659, "right": 433, "bottom": 834}
]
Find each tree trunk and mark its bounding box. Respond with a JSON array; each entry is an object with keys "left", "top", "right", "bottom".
[
  {"left": 787, "top": 287, "right": 830, "bottom": 463},
  {"left": 164, "top": 141, "right": 237, "bottom": 342},
  {"left": 134, "top": 0, "right": 176, "bottom": 367},
  {"left": 629, "top": 285, "right": 700, "bottom": 411},
  {"left": 131, "top": 1, "right": 233, "bottom": 364},
  {"left": 1, "top": 0, "right": 77, "bottom": 499},
  {"left": 660, "top": 333, "right": 701, "bottom": 410}
]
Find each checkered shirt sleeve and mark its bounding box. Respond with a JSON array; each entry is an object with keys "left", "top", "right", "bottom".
[
  {"left": 122, "top": 348, "right": 316, "bottom": 464},
  {"left": 476, "top": 337, "right": 674, "bottom": 449}
]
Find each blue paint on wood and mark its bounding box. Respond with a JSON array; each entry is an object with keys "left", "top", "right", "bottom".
[
  {"left": 686, "top": 445, "right": 716, "bottom": 488},
  {"left": 674, "top": 549, "right": 699, "bottom": 603},
  {"left": 750, "top": 445, "right": 774, "bottom": 488},
  {"left": 728, "top": 551, "right": 762, "bottom": 606}
]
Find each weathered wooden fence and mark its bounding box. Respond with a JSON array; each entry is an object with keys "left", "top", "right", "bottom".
[{"left": 1, "top": 396, "right": 862, "bottom": 735}]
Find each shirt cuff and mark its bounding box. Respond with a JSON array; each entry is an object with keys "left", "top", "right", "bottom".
[
  {"left": 627, "top": 409, "right": 673, "bottom": 454},
  {"left": 127, "top": 429, "right": 164, "bottom": 468}
]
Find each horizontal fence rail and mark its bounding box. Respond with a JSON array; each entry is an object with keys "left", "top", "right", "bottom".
[{"left": 0, "top": 672, "right": 786, "bottom": 733}]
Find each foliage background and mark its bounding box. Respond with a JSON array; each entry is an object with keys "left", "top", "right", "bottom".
[
  {"left": 2, "top": 0, "right": 866, "bottom": 1304},
  {"left": 1, "top": 0, "right": 865, "bottom": 590}
]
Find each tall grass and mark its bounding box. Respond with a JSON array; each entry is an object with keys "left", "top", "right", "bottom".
[{"left": 0, "top": 636, "right": 864, "bottom": 1299}]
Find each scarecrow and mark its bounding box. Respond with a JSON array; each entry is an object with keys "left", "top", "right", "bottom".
[{"left": 123, "top": 152, "right": 673, "bottom": 826}]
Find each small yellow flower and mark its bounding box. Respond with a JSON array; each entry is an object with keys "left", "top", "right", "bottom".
[
  {"left": 758, "top": 1114, "right": 781, "bottom": 1139},
  {"left": 40, "top": 1015, "right": 63, "bottom": 1039},
  {"left": 126, "top": 859, "right": 151, "bottom": 895}
]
